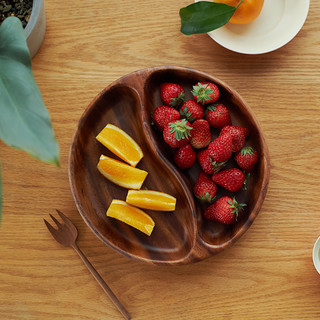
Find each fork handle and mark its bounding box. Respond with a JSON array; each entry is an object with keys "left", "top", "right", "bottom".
[{"left": 72, "top": 243, "right": 131, "bottom": 320}]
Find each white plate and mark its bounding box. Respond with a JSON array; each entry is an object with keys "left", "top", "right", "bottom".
[
  {"left": 197, "top": 0, "right": 310, "bottom": 54},
  {"left": 313, "top": 236, "right": 320, "bottom": 274}
]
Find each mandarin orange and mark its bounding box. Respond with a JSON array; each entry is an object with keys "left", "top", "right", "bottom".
[{"left": 215, "top": 0, "right": 264, "bottom": 25}]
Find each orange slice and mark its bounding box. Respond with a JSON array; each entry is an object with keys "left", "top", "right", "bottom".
[
  {"left": 107, "top": 199, "right": 155, "bottom": 236},
  {"left": 126, "top": 190, "right": 176, "bottom": 211},
  {"left": 96, "top": 124, "right": 143, "bottom": 167},
  {"left": 97, "top": 155, "right": 148, "bottom": 189}
]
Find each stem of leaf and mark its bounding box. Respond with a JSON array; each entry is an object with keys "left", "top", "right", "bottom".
[{"left": 236, "top": 0, "right": 244, "bottom": 9}]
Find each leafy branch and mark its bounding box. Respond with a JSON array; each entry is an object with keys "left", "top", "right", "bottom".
[
  {"left": 0, "top": 17, "right": 60, "bottom": 222},
  {"left": 179, "top": 0, "right": 243, "bottom": 35}
]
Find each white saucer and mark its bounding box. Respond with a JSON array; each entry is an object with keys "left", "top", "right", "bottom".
[
  {"left": 202, "top": 0, "right": 310, "bottom": 54},
  {"left": 313, "top": 236, "right": 320, "bottom": 274}
]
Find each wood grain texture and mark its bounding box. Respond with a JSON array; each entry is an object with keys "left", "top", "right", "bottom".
[{"left": 0, "top": 0, "right": 319, "bottom": 319}]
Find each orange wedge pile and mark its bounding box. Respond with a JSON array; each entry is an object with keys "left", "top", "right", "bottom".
[
  {"left": 96, "top": 124, "right": 146, "bottom": 188},
  {"left": 96, "top": 123, "right": 176, "bottom": 236}
]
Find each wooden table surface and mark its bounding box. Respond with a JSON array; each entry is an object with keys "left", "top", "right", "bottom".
[{"left": 1, "top": 0, "right": 319, "bottom": 319}]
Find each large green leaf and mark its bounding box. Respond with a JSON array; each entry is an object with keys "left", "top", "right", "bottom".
[
  {"left": 180, "top": 1, "right": 237, "bottom": 35},
  {"left": 0, "top": 17, "right": 59, "bottom": 165}
]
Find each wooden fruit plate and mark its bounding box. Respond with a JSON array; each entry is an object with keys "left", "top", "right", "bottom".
[{"left": 68, "top": 66, "right": 270, "bottom": 265}]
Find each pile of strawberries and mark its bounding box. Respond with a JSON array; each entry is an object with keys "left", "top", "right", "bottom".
[{"left": 152, "top": 81, "right": 259, "bottom": 225}]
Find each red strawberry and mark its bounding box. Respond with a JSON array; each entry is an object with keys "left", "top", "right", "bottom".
[
  {"left": 180, "top": 100, "right": 204, "bottom": 122},
  {"left": 152, "top": 105, "right": 180, "bottom": 131},
  {"left": 174, "top": 144, "right": 196, "bottom": 169},
  {"left": 160, "top": 83, "right": 185, "bottom": 107},
  {"left": 197, "top": 149, "right": 226, "bottom": 174},
  {"left": 204, "top": 196, "right": 246, "bottom": 224},
  {"left": 191, "top": 81, "right": 220, "bottom": 105},
  {"left": 220, "top": 126, "right": 249, "bottom": 152},
  {"left": 190, "top": 119, "right": 211, "bottom": 149},
  {"left": 163, "top": 119, "right": 193, "bottom": 148},
  {"left": 235, "top": 146, "right": 258, "bottom": 173},
  {"left": 205, "top": 103, "right": 231, "bottom": 129},
  {"left": 208, "top": 133, "right": 233, "bottom": 163},
  {"left": 193, "top": 171, "right": 217, "bottom": 202},
  {"left": 211, "top": 168, "right": 245, "bottom": 192}
]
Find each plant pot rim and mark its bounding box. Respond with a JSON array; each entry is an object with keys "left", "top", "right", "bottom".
[
  {"left": 24, "top": 0, "right": 40, "bottom": 36},
  {"left": 24, "top": 0, "right": 46, "bottom": 58}
]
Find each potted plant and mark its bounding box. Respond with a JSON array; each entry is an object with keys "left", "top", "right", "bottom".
[
  {"left": 0, "top": 0, "right": 46, "bottom": 57},
  {"left": 0, "top": 16, "right": 59, "bottom": 221}
]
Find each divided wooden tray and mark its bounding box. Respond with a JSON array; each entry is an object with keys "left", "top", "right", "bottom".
[{"left": 68, "top": 66, "right": 270, "bottom": 265}]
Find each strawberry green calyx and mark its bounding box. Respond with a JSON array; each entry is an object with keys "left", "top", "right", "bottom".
[
  {"left": 206, "top": 104, "right": 218, "bottom": 113},
  {"left": 242, "top": 172, "right": 250, "bottom": 190},
  {"left": 180, "top": 107, "right": 195, "bottom": 122},
  {"left": 170, "top": 92, "right": 185, "bottom": 107},
  {"left": 196, "top": 191, "right": 215, "bottom": 203},
  {"left": 240, "top": 146, "right": 255, "bottom": 156},
  {"left": 204, "top": 104, "right": 218, "bottom": 117},
  {"left": 192, "top": 82, "right": 215, "bottom": 104},
  {"left": 169, "top": 119, "right": 192, "bottom": 141},
  {"left": 227, "top": 197, "right": 246, "bottom": 221},
  {"left": 210, "top": 159, "right": 226, "bottom": 173}
]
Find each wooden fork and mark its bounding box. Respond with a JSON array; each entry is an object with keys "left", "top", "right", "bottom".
[{"left": 44, "top": 210, "right": 131, "bottom": 320}]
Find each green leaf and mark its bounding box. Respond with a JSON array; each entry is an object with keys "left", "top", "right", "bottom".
[
  {"left": 180, "top": 1, "right": 237, "bottom": 35},
  {"left": 0, "top": 17, "right": 59, "bottom": 165}
]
